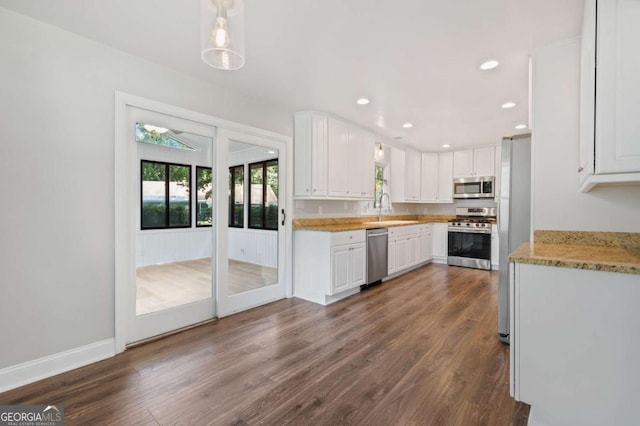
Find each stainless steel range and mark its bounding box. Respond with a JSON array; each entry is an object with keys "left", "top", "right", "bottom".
[{"left": 447, "top": 207, "right": 496, "bottom": 270}]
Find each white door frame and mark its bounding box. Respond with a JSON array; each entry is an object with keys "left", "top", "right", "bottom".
[{"left": 114, "top": 92, "right": 292, "bottom": 354}]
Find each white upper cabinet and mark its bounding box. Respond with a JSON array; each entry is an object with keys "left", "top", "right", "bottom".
[
  {"left": 453, "top": 149, "right": 474, "bottom": 177},
  {"left": 438, "top": 151, "right": 454, "bottom": 202},
  {"left": 327, "top": 118, "right": 351, "bottom": 197},
  {"left": 390, "top": 146, "right": 406, "bottom": 203},
  {"left": 405, "top": 147, "right": 421, "bottom": 201},
  {"left": 420, "top": 153, "right": 439, "bottom": 201},
  {"left": 473, "top": 147, "right": 496, "bottom": 176},
  {"left": 348, "top": 125, "right": 375, "bottom": 198},
  {"left": 579, "top": 0, "right": 640, "bottom": 191},
  {"left": 390, "top": 147, "right": 452, "bottom": 203},
  {"left": 294, "top": 112, "right": 375, "bottom": 199},
  {"left": 294, "top": 112, "right": 327, "bottom": 197},
  {"left": 453, "top": 147, "right": 495, "bottom": 178}
]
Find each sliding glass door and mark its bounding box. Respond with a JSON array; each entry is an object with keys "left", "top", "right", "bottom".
[
  {"left": 128, "top": 107, "right": 216, "bottom": 343},
  {"left": 216, "top": 129, "right": 286, "bottom": 316}
]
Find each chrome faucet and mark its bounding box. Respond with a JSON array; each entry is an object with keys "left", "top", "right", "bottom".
[{"left": 378, "top": 192, "right": 390, "bottom": 222}]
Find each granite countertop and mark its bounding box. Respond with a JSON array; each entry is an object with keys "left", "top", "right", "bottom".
[
  {"left": 293, "top": 215, "right": 455, "bottom": 232},
  {"left": 509, "top": 230, "right": 640, "bottom": 275}
]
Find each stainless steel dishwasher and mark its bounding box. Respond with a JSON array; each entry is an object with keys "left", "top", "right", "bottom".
[{"left": 366, "top": 228, "right": 388, "bottom": 284}]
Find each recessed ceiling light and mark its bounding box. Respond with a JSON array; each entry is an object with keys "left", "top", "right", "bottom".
[
  {"left": 268, "top": 150, "right": 276, "bottom": 154},
  {"left": 402, "top": 122, "right": 414, "bottom": 129},
  {"left": 515, "top": 124, "right": 528, "bottom": 130},
  {"left": 442, "top": 144, "right": 451, "bottom": 148},
  {"left": 501, "top": 102, "right": 517, "bottom": 109},
  {"left": 480, "top": 60, "right": 499, "bottom": 70},
  {"left": 356, "top": 97, "right": 370, "bottom": 105}
]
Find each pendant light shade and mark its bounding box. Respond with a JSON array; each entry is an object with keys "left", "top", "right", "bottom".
[{"left": 201, "top": 0, "right": 245, "bottom": 70}]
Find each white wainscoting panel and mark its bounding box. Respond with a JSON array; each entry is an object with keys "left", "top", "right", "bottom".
[
  {"left": 136, "top": 228, "right": 212, "bottom": 266},
  {"left": 229, "top": 228, "right": 278, "bottom": 268}
]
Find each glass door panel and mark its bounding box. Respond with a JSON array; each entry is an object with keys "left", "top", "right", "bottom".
[
  {"left": 218, "top": 131, "right": 286, "bottom": 316},
  {"left": 128, "top": 107, "right": 215, "bottom": 344}
]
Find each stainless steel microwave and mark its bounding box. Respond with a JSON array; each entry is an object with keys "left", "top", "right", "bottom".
[{"left": 453, "top": 176, "right": 495, "bottom": 199}]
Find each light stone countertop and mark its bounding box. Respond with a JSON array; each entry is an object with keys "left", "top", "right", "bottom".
[
  {"left": 509, "top": 230, "right": 640, "bottom": 275},
  {"left": 292, "top": 215, "right": 456, "bottom": 232}
]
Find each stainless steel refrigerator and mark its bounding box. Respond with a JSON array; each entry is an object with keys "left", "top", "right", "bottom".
[{"left": 498, "top": 134, "right": 531, "bottom": 344}]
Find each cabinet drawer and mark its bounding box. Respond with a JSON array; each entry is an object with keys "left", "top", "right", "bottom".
[{"left": 331, "top": 230, "right": 366, "bottom": 246}]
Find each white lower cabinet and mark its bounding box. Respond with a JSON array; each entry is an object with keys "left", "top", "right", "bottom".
[
  {"left": 511, "top": 263, "right": 640, "bottom": 425},
  {"left": 386, "top": 224, "right": 432, "bottom": 277},
  {"left": 431, "top": 223, "right": 448, "bottom": 263},
  {"left": 330, "top": 242, "right": 366, "bottom": 294},
  {"left": 294, "top": 230, "right": 366, "bottom": 305}
]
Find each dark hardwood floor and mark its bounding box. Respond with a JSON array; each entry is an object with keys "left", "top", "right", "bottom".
[{"left": 0, "top": 264, "right": 529, "bottom": 425}]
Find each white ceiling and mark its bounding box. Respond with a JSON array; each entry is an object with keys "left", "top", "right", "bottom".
[{"left": 0, "top": 0, "right": 584, "bottom": 151}]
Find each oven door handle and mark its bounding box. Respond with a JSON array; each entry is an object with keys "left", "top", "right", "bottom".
[{"left": 447, "top": 228, "right": 492, "bottom": 234}]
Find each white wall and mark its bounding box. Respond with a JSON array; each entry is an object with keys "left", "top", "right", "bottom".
[
  {"left": 0, "top": 7, "right": 291, "bottom": 370},
  {"left": 532, "top": 38, "right": 640, "bottom": 233}
]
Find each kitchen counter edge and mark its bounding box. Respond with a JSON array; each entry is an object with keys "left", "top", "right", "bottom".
[{"left": 509, "top": 242, "right": 640, "bottom": 275}]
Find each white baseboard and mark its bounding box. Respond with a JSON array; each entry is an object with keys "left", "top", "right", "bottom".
[{"left": 0, "top": 338, "right": 115, "bottom": 394}]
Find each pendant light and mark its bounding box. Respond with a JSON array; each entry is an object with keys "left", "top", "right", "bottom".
[
  {"left": 375, "top": 143, "right": 385, "bottom": 161},
  {"left": 201, "top": 0, "right": 245, "bottom": 70}
]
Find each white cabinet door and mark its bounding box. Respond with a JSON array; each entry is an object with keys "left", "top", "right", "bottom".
[
  {"left": 388, "top": 238, "right": 397, "bottom": 274},
  {"left": 310, "top": 114, "right": 328, "bottom": 196},
  {"left": 350, "top": 243, "right": 367, "bottom": 287},
  {"left": 327, "top": 118, "right": 350, "bottom": 197},
  {"left": 474, "top": 147, "right": 495, "bottom": 177},
  {"left": 396, "top": 238, "right": 408, "bottom": 271},
  {"left": 390, "top": 147, "right": 406, "bottom": 203},
  {"left": 405, "top": 148, "right": 421, "bottom": 201},
  {"left": 438, "top": 151, "right": 454, "bottom": 202},
  {"left": 595, "top": 0, "right": 640, "bottom": 174},
  {"left": 453, "top": 149, "right": 474, "bottom": 177},
  {"left": 453, "top": 147, "right": 495, "bottom": 178},
  {"left": 579, "top": 0, "right": 640, "bottom": 190},
  {"left": 420, "top": 153, "right": 439, "bottom": 201},
  {"left": 425, "top": 229, "right": 433, "bottom": 261},
  {"left": 351, "top": 127, "right": 375, "bottom": 198},
  {"left": 431, "top": 223, "right": 448, "bottom": 261},
  {"left": 330, "top": 245, "right": 351, "bottom": 294},
  {"left": 580, "top": 0, "right": 597, "bottom": 185},
  {"left": 417, "top": 232, "right": 427, "bottom": 263},
  {"left": 294, "top": 112, "right": 328, "bottom": 198},
  {"left": 407, "top": 235, "right": 418, "bottom": 266}
]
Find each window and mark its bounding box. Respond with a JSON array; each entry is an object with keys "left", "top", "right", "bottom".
[
  {"left": 135, "top": 123, "right": 195, "bottom": 151},
  {"left": 229, "top": 165, "right": 244, "bottom": 228},
  {"left": 196, "top": 166, "right": 213, "bottom": 227},
  {"left": 374, "top": 164, "right": 384, "bottom": 207},
  {"left": 141, "top": 161, "right": 191, "bottom": 229},
  {"left": 249, "top": 160, "right": 278, "bottom": 230}
]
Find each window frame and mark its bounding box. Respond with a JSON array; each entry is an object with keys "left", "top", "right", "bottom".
[
  {"left": 374, "top": 164, "right": 385, "bottom": 208},
  {"left": 140, "top": 160, "right": 192, "bottom": 230},
  {"left": 195, "top": 166, "right": 213, "bottom": 228},
  {"left": 248, "top": 159, "right": 279, "bottom": 231},
  {"left": 228, "top": 164, "right": 245, "bottom": 228}
]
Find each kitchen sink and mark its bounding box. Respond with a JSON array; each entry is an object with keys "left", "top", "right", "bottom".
[{"left": 364, "top": 220, "right": 419, "bottom": 227}]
